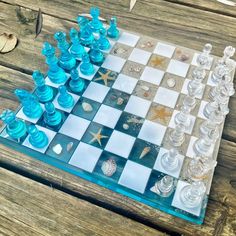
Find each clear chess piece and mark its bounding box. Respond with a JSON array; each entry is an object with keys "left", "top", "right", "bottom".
[
  {"left": 154, "top": 175, "right": 175, "bottom": 197},
  {"left": 169, "top": 124, "right": 185, "bottom": 147},
  {"left": 180, "top": 181, "right": 206, "bottom": 208},
  {"left": 196, "top": 43, "right": 212, "bottom": 69},
  {"left": 161, "top": 148, "right": 180, "bottom": 171}
]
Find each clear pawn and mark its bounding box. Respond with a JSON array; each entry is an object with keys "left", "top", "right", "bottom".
[
  {"left": 69, "top": 28, "right": 85, "bottom": 59},
  {"left": 174, "top": 103, "right": 192, "bottom": 130},
  {"left": 42, "top": 42, "right": 67, "bottom": 84},
  {"left": 180, "top": 181, "right": 206, "bottom": 208},
  {"left": 32, "top": 70, "right": 53, "bottom": 103},
  {"left": 77, "top": 16, "right": 94, "bottom": 46},
  {"left": 154, "top": 175, "right": 175, "bottom": 197},
  {"left": 107, "top": 17, "right": 119, "bottom": 39},
  {"left": 196, "top": 43, "right": 212, "bottom": 69},
  {"left": 169, "top": 123, "right": 185, "bottom": 147},
  {"left": 161, "top": 148, "right": 180, "bottom": 171},
  {"left": 89, "top": 40, "right": 104, "bottom": 63},
  {"left": 57, "top": 85, "right": 74, "bottom": 108},
  {"left": 54, "top": 31, "right": 76, "bottom": 70},
  {"left": 89, "top": 7, "right": 103, "bottom": 32},
  {"left": 79, "top": 53, "right": 94, "bottom": 75},
  {"left": 28, "top": 124, "right": 48, "bottom": 148},
  {"left": 98, "top": 28, "right": 110, "bottom": 50},
  {"left": 0, "top": 109, "right": 26, "bottom": 139},
  {"left": 69, "top": 68, "right": 85, "bottom": 93},
  {"left": 44, "top": 102, "right": 62, "bottom": 127}
]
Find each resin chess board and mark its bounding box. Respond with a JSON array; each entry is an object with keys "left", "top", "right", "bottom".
[{"left": 0, "top": 29, "right": 232, "bottom": 224}]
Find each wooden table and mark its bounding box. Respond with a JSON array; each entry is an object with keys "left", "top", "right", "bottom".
[{"left": 0, "top": 1, "right": 236, "bottom": 235}]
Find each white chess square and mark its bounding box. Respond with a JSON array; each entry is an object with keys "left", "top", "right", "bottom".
[
  {"left": 153, "top": 87, "right": 179, "bottom": 109},
  {"left": 82, "top": 82, "right": 109, "bottom": 103},
  {"left": 105, "top": 130, "right": 135, "bottom": 158},
  {"left": 197, "top": 100, "right": 208, "bottom": 120},
  {"left": 94, "top": 105, "right": 122, "bottom": 129},
  {"left": 59, "top": 114, "right": 90, "bottom": 140},
  {"left": 207, "top": 71, "right": 217, "bottom": 86},
  {"left": 191, "top": 53, "right": 213, "bottom": 70},
  {"left": 23, "top": 125, "right": 56, "bottom": 153},
  {"left": 102, "top": 55, "right": 126, "bottom": 73},
  {"left": 169, "top": 110, "right": 196, "bottom": 135},
  {"left": 153, "top": 147, "right": 185, "bottom": 178},
  {"left": 53, "top": 93, "right": 80, "bottom": 113},
  {"left": 140, "top": 66, "right": 164, "bottom": 85},
  {"left": 16, "top": 103, "right": 44, "bottom": 124},
  {"left": 69, "top": 142, "right": 102, "bottom": 172},
  {"left": 171, "top": 180, "right": 203, "bottom": 216},
  {"left": 100, "top": 40, "right": 116, "bottom": 53},
  {"left": 138, "top": 120, "right": 166, "bottom": 145},
  {"left": 112, "top": 74, "right": 138, "bottom": 94},
  {"left": 167, "top": 59, "right": 190, "bottom": 77},
  {"left": 118, "top": 160, "right": 151, "bottom": 193},
  {"left": 128, "top": 48, "right": 151, "bottom": 65},
  {"left": 153, "top": 42, "right": 176, "bottom": 58},
  {"left": 45, "top": 73, "right": 70, "bottom": 88},
  {"left": 117, "top": 32, "right": 140, "bottom": 47},
  {"left": 78, "top": 65, "right": 99, "bottom": 81},
  {"left": 124, "top": 95, "right": 151, "bottom": 118},
  {"left": 181, "top": 79, "right": 205, "bottom": 99}
]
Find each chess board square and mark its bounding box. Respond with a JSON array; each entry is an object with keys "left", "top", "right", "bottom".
[
  {"left": 45, "top": 73, "right": 70, "bottom": 88},
  {"left": 23, "top": 125, "right": 56, "bottom": 153},
  {"left": 105, "top": 130, "right": 135, "bottom": 158},
  {"left": 138, "top": 120, "right": 166, "bottom": 145},
  {"left": 148, "top": 54, "right": 169, "bottom": 71},
  {"left": 110, "top": 43, "right": 133, "bottom": 59},
  {"left": 118, "top": 160, "right": 151, "bottom": 193},
  {"left": 69, "top": 142, "right": 102, "bottom": 173},
  {"left": 154, "top": 42, "right": 175, "bottom": 58},
  {"left": 117, "top": 32, "right": 140, "bottom": 47},
  {"left": 191, "top": 53, "right": 213, "bottom": 70},
  {"left": 153, "top": 87, "right": 179, "bottom": 108},
  {"left": 77, "top": 64, "right": 99, "bottom": 81},
  {"left": 140, "top": 66, "right": 164, "bottom": 85},
  {"left": 172, "top": 180, "right": 204, "bottom": 216},
  {"left": 169, "top": 110, "right": 196, "bottom": 135},
  {"left": 93, "top": 68, "right": 118, "bottom": 87},
  {"left": 181, "top": 78, "right": 205, "bottom": 99},
  {"left": 112, "top": 74, "right": 138, "bottom": 94},
  {"left": 128, "top": 48, "right": 151, "bottom": 65},
  {"left": 59, "top": 114, "right": 90, "bottom": 140},
  {"left": 121, "top": 61, "right": 145, "bottom": 79},
  {"left": 207, "top": 71, "right": 218, "bottom": 86},
  {"left": 82, "top": 82, "right": 110, "bottom": 103},
  {"left": 197, "top": 100, "right": 208, "bottom": 120},
  {"left": 124, "top": 95, "right": 151, "bottom": 118},
  {"left": 167, "top": 59, "right": 190, "bottom": 77},
  {"left": 102, "top": 55, "right": 126, "bottom": 73},
  {"left": 136, "top": 36, "right": 157, "bottom": 52},
  {"left": 153, "top": 147, "right": 185, "bottom": 178},
  {"left": 52, "top": 93, "right": 80, "bottom": 113},
  {"left": 93, "top": 105, "right": 122, "bottom": 129}
]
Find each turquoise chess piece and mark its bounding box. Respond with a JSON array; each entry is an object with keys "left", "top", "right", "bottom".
[
  {"left": 77, "top": 16, "right": 94, "bottom": 46},
  {"left": 42, "top": 42, "right": 67, "bottom": 84},
  {"left": 14, "top": 89, "right": 43, "bottom": 119},
  {"left": 69, "top": 68, "right": 85, "bottom": 93},
  {"left": 89, "top": 40, "right": 104, "bottom": 63},
  {"left": 98, "top": 28, "right": 110, "bottom": 50},
  {"left": 57, "top": 85, "right": 74, "bottom": 108},
  {"left": 107, "top": 17, "right": 119, "bottom": 39},
  {"left": 80, "top": 53, "right": 94, "bottom": 75},
  {"left": 0, "top": 109, "right": 26, "bottom": 139},
  {"left": 44, "top": 102, "right": 62, "bottom": 127},
  {"left": 28, "top": 124, "right": 48, "bottom": 148},
  {"left": 32, "top": 70, "right": 53, "bottom": 103},
  {"left": 69, "top": 28, "right": 85, "bottom": 58},
  {"left": 89, "top": 7, "right": 103, "bottom": 32},
  {"left": 54, "top": 31, "right": 76, "bottom": 70}
]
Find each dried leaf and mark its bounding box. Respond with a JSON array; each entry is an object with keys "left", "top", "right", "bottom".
[
  {"left": 35, "top": 8, "right": 43, "bottom": 38},
  {"left": 78, "top": 13, "right": 107, "bottom": 22},
  {"left": 217, "top": 0, "right": 236, "bottom": 6},
  {"left": 0, "top": 33, "right": 18, "bottom": 53},
  {"left": 130, "top": 0, "right": 137, "bottom": 12}
]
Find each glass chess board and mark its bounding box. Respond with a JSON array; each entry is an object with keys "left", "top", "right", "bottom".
[{"left": 0, "top": 27, "right": 234, "bottom": 225}]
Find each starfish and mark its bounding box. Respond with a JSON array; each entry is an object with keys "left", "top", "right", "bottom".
[
  {"left": 149, "top": 106, "right": 171, "bottom": 124},
  {"left": 150, "top": 56, "right": 165, "bottom": 67},
  {"left": 94, "top": 70, "right": 115, "bottom": 86},
  {"left": 89, "top": 128, "right": 108, "bottom": 146}
]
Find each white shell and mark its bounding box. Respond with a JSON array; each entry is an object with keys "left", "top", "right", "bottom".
[
  {"left": 167, "top": 78, "right": 176, "bottom": 88},
  {"left": 141, "top": 85, "right": 149, "bottom": 91},
  {"left": 52, "top": 144, "right": 62, "bottom": 155},
  {"left": 117, "top": 97, "right": 124, "bottom": 105},
  {"left": 82, "top": 102, "right": 93, "bottom": 112},
  {"left": 66, "top": 142, "right": 74, "bottom": 152},
  {"left": 123, "top": 123, "right": 129, "bottom": 130},
  {"left": 101, "top": 159, "right": 117, "bottom": 177}
]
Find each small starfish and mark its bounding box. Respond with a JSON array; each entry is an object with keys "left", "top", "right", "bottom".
[
  {"left": 94, "top": 70, "right": 115, "bottom": 86},
  {"left": 89, "top": 128, "right": 108, "bottom": 146},
  {"left": 150, "top": 56, "right": 165, "bottom": 67},
  {"left": 149, "top": 106, "right": 171, "bottom": 123}
]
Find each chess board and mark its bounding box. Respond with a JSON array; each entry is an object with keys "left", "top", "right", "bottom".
[{"left": 0, "top": 27, "right": 234, "bottom": 225}]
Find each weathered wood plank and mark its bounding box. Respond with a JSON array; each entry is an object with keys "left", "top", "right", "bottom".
[{"left": 0, "top": 168, "right": 165, "bottom": 236}]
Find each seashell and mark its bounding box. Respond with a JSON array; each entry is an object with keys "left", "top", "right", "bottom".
[
  {"left": 179, "top": 54, "right": 189, "bottom": 62},
  {"left": 139, "top": 146, "right": 151, "bottom": 159},
  {"left": 82, "top": 102, "right": 93, "bottom": 112},
  {"left": 114, "top": 47, "right": 127, "bottom": 54},
  {"left": 52, "top": 144, "right": 62, "bottom": 155},
  {"left": 141, "top": 41, "right": 154, "bottom": 48},
  {"left": 66, "top": 142, "right": 73, "bottom": 152},
  {"left": 117, "top": 97, "right": 124, "bottom": 105},
  {"left": 166, "top": 78, "right": 176, "bottom": 88},
  {"left": 101, "top": 158, "right": 117, "bottom": 177},
  {"left": 123, "top": 123, "right": 129, "bottom": 130},
  {"left": 141, "top": 85, "right": 149, "bottom": 91}
]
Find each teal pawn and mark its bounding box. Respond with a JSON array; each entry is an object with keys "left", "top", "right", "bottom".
[
  {"left": 0, "top": 109, "right": 26, "bottom": 139},
  {"left": 32, "top": 70, "right": 53, "bottom": 103},
  {"left": 69, "top": 28, "right": 85, "bottom": 58},
  {"left": 107, "top": 17, "right": 119, "bottom": 39},
  {"left": 89, "top": 7, "right": 103, "bottom": 32},
  {"left": 80, "top": 53, "right": 94, "bottom": 75},
  {"left": 89, "top": 40, "right": 104, "bottom": 63},
  {"left": 44, "top": 102, "right": 62, "bottom": 127},
  {"left": 15, "top": 89, "right": 43, "bottom": 119},
  {"left": 98, "top": 28, "right": 110, "bottom": 50},
  {"left": 77, "top": 16, "right": 94, "bottom": 46},
  {"left": 57, "top": 85, "right": 74, "bottom": 108},
  {"left": 69, "top": 68, "right": 85, "bottom": 92},
  {"left": 28, "top": 125, "right": 48, "bottom": 148}
]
